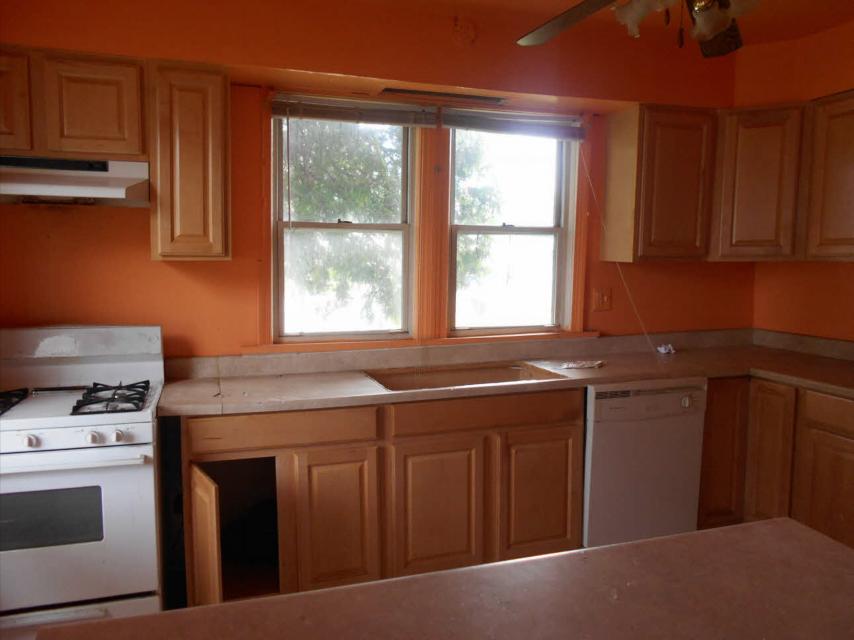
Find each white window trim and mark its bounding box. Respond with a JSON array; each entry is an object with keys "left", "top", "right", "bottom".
[
  {"left": 271, "top": 117, "right": 416, "bottom": 342},
  {"left": 448, "top": 133, "right": 580, "bottom": 336}
]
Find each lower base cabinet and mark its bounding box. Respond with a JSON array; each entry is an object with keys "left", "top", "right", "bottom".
[
  {"left": 293, "top": 446, "right": 381, "bottom": 591},
  {"left": 183, "top": 390, "right": 585, "bottom": 606},
  {"left": 499, "top": 424, "right": 584, "bottom": 559},
  {"left": 697, "top": 377, "right": 749, "bottom": 529},
  {"left": 743, "top": 379, "right": 797, "bottom": 521},
  {"left": 389, "top": 435, "right": 486, "bottom": 575},
  {"left": 791, "top": 390, "right": 854, "bottom": 548},
  {"left": 697, "top": 378, "right": 853, "bottom": 550}
]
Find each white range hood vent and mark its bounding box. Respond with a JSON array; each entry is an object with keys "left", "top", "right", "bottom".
[{"left": 0, "top": 156, "right": 150, "bottom": 207}]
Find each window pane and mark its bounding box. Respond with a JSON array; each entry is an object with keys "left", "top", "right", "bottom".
[
  {"left": 0, "top": 486, "right": 103, "bottom": 551},
  {"left": 455, "top": 233, "right": 556, "bottom": 328},
  {"left": 454, "top": 129, "right": 558, "bottom": 227},
  {"left": 285, "top": 119, "right": 404, "bottom": 223},
  {"left": 284, "top": 229, "right": 404, "bottom": 334}
]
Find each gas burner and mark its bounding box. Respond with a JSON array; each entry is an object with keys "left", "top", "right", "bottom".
[
  {"left": 71, "top": 381, "right": 150, "bottom": 416},
  {"left": 0, "top": 388, "right": 28, "bottom": 416}
]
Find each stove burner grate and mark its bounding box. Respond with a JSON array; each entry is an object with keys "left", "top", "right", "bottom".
[
  {"left": 0, "top": 388, "right": 29, "bottom": 416},
  {"left": 71, "top": 380, "right": 150, "bottom": 415}
]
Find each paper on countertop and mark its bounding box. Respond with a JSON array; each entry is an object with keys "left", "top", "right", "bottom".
[{"left": 558, "top": 360, "right": 605, "bottom": 369}]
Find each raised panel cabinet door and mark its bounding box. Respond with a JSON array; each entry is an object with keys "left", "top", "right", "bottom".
[
  {"left": 41, "top": 56, "right": 143, "bottom": 155},
  {"left": 294, "top": 446, "right": 381, "bottom": 590},
  {"left": 498, "top": 424, "right": 583, "bottom": 560},
  {"left": 715, "top": 108, "right": 802, "bottom": 258},
  {"left": 0, "top": 50, "right": 32, "bottom": 150},
  {"left": 744, "top": 380, "right": 796, "bottom": 521},
  {"left": 189, "top": 464, "right": 223, "bottom": 606},
  {"left": 390, "top": 435, "right": 485, "bottom": 576},
  {"left": 791, "top": 390, "right": 854, "bottom": 548},
  {"left": 151, "top": 66, "right": 228, "bottom": 258},
  {"left": 638, "top": 107, "right": 715, "bottom": 258},
  {"left": 806, "top": 90, "right": 854, "bottom": 258},
  {"left": 697, "top": 377, "right": 749, "bottom": 529}
]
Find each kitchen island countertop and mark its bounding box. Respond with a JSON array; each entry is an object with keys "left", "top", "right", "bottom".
[
  {"left": 158, "top": 345, "right": 854, "bottom": 416},
  {"left": 38, "top": 518, "right": 854, "bottom": 640}
]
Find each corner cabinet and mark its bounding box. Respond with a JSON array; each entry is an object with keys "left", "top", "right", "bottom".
[
  {"left": 697, "top": 377, "right": 749, "bottom": 529},
  {"left": 791, "top": 390, "right": 854, "bottom": 548},
  {"left": 804, "top": 90, "right": 854, "bottom": 259},
  {"left": 602, "top": 105, "right": 716, "bottom": 262},
  {"left": 743, "top": 379, "right": 796, "bottom": 521},
  {"left": 710, "top": 107, "right": 802, "bottom": 259},
  {"left": 149, "top": 65, "right": 230, "bottom": 260}
]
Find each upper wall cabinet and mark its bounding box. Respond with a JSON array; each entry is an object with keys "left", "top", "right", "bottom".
[
  {"left": 0, "top": 50, "right": 32, "bottom": 151},
  {"left": 149, "top": 65, "right": 229, "bottom": 260},
  {"left": 804, "top": 90, "right": 854, "bottom": 259},
  {"left": 0, "top": 48, "right": 145, "bottom": 158},
  {"left": 710, "top": 107, "right": 802, "bottom": 259},
  {"left": 602, "top": 105, "right": 716, "bottom": 262},
  {"left": 36, "top": 55, "right": 144, "bottom": 155}
]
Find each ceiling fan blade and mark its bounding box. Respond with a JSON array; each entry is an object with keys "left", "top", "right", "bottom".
[{"left": 517, "top": 0, "right": 618, "bottom": 46}]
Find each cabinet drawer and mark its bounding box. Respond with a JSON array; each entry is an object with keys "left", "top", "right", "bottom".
[
  {"left": 387, "top": 389, "right": 583, "bottom": 438},
  {"left": 186, "top": 406, "right": 379, "bottom": 455}
]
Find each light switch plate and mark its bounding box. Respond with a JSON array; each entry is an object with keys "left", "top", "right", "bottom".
[{"left": 592, "top": 287, "right": 612, "bottom": 312}]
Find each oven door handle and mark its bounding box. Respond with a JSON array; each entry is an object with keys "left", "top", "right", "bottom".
[
  {"left": 0, "top": 605, "right": 109, "bottom": 630},
  {"left": 0, "top": 454, "right": 149, "bottom": 475}
]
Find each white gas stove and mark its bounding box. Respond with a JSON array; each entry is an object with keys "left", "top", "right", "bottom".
[{"left": 0, "top": 326, "right": 164, "bottom": 639}]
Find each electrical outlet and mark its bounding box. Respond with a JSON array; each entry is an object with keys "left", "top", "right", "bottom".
[{"left": 592, "top": 287, "right": 612, "bottom": 312}]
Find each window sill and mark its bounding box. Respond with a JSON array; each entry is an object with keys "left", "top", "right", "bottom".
[{"left": 240, "top": 330, "right": 599, "bottom": 355}]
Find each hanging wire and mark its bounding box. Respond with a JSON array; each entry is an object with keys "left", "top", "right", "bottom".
[{"left": 578, "top": 136, "right": 664, "bottom": 368}]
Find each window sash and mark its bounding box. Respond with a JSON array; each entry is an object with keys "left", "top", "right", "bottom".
[
  {"left": 449, "top": 134, "right": 577, "bottom": 334},
  {"left": 272, "top": 118, "right": 415, "bottom": 340}
]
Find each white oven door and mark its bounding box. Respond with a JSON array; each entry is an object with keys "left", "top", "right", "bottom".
[{"left": 0, "top": 444, "right": 158, "bottom": 612}]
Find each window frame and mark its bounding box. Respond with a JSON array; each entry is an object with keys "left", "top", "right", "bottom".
[
  {"left": 448, "top": 130, "right": 579, "bottom": 336},
  {"left": 271, "top": 116, "right": 416, "bottom": 342}
]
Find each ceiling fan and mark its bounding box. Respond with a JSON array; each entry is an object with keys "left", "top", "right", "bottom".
[{"left": 517, "top": 0, "right": 759, "bottom": 58}]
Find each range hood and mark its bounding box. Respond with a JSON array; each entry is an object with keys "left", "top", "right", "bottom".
[{"left": 0, "top": 156, "right": 150, "bottom": 207}]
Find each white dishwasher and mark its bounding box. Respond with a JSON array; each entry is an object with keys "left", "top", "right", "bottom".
[{"left": 583, "top": 377, "right": 707, "bottom": 548}]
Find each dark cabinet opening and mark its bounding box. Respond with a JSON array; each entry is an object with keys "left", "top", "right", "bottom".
[{"left": 196, "top": 457, "right": 279, "bottom": 601}]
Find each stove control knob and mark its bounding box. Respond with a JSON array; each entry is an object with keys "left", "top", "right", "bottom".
[
  {"left": 23, "top": 434, "right": 40, "bottom": 448},
  {"left": 111, "top": 430, "right": 124, "bottom": 443},
  {"left": 85, "top": 431, "right": 101, "bottom": 445}
]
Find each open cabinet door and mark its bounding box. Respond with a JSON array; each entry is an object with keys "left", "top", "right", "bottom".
[{"left": 189, "top": 464, "right": 223, "bottom": 605}]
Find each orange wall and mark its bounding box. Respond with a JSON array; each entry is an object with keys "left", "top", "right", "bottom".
[
  {"left": 0, "top": 86, "right": 269, "bottom": 356},
  {"left": 733, "top": 20, "right": 854, "bottom": 106},
  {"left": 753, "top": 263, "right": 854, "bottom": 342},
  {"left": 0, "top": 0, "right": 733, "bottom": 106},
  {"left": 1, "top": 5, "right": 850, "bottom": 356},
  {"left": 733, "top": 21, "right": 854, "bottom": 342}
]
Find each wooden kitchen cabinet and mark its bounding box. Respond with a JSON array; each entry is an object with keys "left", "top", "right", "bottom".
[
  {"left": 791, "top": 390, "right": 854, "bottom": 548},
  {"left": 602, "top": 104, "right": 716, "bottom": 262},
  {"left": 188, "top": 457, "right": 279, "bottom": 606},
  {"left": 150, "top": 65, "right": 229, "bottom": 259},
  {"left": 711, "top": 107, "right": 802, "bottom": 259},
  {"left": 0, "top": 49, "right": 32, "bottom": 151},
  {"left": 184, "top": 391, "right": 585, "bottom": 606},
  {"left": 293, "top": 445, "right": 381, "bottom": 590},
  {"left": 36, "top": 54, "right": 144, "bottom": 155},
  {"left": 385, "top": 389, "right": 584, "bottom": 575},
  {"left": 804, "top": 90, "right": 854, "bottom": 259},
  {"left": 697, "top": 377, "right": 749, "bottom": 529},
  {"left": 498, "top": 423, "right": 584, "bottom": 559},
  {"left": 743, "top": 380, "right": 797, "bottom": 521},
  {"left": 389, "top": 434, "right": 487, "bottom": 576}
]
